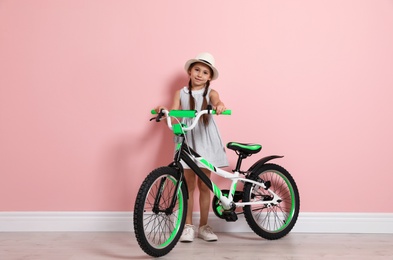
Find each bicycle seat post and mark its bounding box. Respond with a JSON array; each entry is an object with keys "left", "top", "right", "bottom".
[{"left": 233, "top": 152, "right": 248, "bottom": 172}]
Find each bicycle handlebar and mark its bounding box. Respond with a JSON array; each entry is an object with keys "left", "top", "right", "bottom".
[
  {"left": 150, "top": 109, "right": 231, "bottom": 132},
  {"left": 151, "top": 109, "right": 231, "bottom": 117}
]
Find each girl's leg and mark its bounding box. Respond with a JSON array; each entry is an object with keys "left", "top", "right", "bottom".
[
  {"left": 198, "top": 168, "right": 212, "bottom": 227},
  {"left": 180, "top": 169, "right": 197, "bottom": 242},
  {"left": 184, "top": 169, "right": 196, "bottom": 225},
  {"left": 197, "top": 168, "right": 218, "bottom": 241}
]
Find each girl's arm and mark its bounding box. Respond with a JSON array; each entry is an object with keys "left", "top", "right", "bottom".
[
  {"left": 209, "top": 89, "right": 226, "bottom": 114},
  {"left": 154, "top": 90, "right": 181, "bottom": 124},
  {"left": 170, "top": 90, "right": 181, "bottom": 110}
]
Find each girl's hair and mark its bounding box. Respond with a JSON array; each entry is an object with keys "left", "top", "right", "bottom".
[{"left": 188, "top": 63, "right": 213, "bottom": 125}]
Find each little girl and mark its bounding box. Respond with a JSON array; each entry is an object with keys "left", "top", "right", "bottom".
[{"left": 155, "top": 52, "right": 228, "bottom": 242}]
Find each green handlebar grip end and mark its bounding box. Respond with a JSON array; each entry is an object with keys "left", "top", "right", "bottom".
[
  {"left": 151, "top": 109, "right": 157, "bottom": 114},
  {"left": 211, "top": 110, "right": 231, "bottom": 115}
]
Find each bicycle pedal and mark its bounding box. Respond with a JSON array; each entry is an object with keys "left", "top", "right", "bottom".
[{"left": 223, "top": 210, "right": 238, "bottom": 222}]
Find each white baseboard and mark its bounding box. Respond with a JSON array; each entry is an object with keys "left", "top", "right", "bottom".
[
  {"left": 1, "top": 212, "right": 392, "bottom": 233},
  {"left": 0, "top": 212, "right": 133, "bottom": 232}
]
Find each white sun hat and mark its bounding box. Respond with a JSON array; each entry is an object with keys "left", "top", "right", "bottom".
[{"left": 184, "top": 52, "right": 219, "bottom": 80}]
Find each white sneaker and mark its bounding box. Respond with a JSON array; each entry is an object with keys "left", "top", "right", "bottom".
[
  {"left": 198, "top": 224, "right": 218, "bottom": 241},
  {"left": 180, "top": 224, "right": 195, "bottom": 242}
]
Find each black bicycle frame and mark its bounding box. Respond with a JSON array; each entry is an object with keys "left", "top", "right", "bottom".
[
  {"left": 177, "top": 137, "right": 214, "bottom": 192},
  {"left": 159, "top": 136, "right": 215, "bottom": 212}
]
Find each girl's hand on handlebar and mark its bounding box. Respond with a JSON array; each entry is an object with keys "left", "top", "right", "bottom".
[
  {"left": 154, "top": 106, "right": 167, "bottom": 113},
  {"left": 214, "top": 103, "right": 226, "bottom": 115},
  {"left": 151, "top": 106, "right": 168, "bottom": 122}
]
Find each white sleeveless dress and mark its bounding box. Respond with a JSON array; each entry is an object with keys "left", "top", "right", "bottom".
[{"left": 179, "top": 87, "right": 229, "bottom": 168}]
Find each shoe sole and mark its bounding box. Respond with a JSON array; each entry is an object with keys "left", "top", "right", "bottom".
[
  {"left": 180, "top": 239, "right": 194, "bottom": 243},
  {"left": 198, "top": 236, "right": 218, "bottom": 242}
]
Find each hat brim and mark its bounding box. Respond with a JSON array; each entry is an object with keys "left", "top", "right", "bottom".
[{"left": 184, "top": 59, "right": 219, "bottom": 80}]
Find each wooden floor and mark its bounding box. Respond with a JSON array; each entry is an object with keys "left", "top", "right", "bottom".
[{"left": 1, "top": 232, "right": 393, "bottom": 259}]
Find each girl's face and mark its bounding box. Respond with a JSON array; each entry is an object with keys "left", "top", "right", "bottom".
[{"left": 188, "top": 63, "right": 213, "bottom": 88}]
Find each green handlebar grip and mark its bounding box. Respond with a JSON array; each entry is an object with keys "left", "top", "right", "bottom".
[
  {"left": 151, "top": 109, "right": 158, "bottom": 114},
  {"left": 212, "top": 110, "right": 232, "bottom": 115},
  {"left": 169, "top": 110, "right": 197, "bottom": 118}
]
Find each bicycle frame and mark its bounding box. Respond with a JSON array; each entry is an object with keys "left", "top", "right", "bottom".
[
  {"left": 174, "top": 137, "right": 283, "bottom": 211},
  {"left": 153, "top": 108, "right": 284, "bottom": 212}
]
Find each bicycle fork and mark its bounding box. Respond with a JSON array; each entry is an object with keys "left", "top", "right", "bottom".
[{"left": 152, "top": 166, "right": 185, "bottom": 215}]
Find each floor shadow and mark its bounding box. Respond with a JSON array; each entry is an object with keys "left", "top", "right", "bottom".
[
  {"left": 220, "top": 232, "right": 265, "bottom": 241},
  {"left": 84, "top": 232, "right": 153, "bottom": 259}
]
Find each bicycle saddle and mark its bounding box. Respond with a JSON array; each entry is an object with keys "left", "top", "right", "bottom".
[{"left": 227, "top": 142, "right": 262, "bottom": 155}]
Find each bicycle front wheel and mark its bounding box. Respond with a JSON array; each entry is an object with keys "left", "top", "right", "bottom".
[
  {"left": 243, "top": 163, "right": 300, "bottom": 240},
  {"left": 133, "top": 167, "right": 188, "bottom": 257}
]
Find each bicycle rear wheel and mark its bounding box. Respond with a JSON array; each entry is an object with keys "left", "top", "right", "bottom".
[
  {"left": 133, "top": 167, "right": 188, "bottom": 257},
  {"left": 243, "top": 163, "right": 300, "bottom": 240}
]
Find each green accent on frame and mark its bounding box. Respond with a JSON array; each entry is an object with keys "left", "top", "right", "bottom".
[
  {"left": 200, "top": 159, "right": 215, "bottom": 171},
  {"left": 230, "top": 183, "right": 238, "bottom": 196},
  {"left": 212, "top": 183, "right": 221, "bottom": 199},
  {"left": 173, "top": 124, "right": 186, "bottom": 135}
]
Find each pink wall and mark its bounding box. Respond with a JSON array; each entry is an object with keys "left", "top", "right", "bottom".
[{"left": 1, "top": 0, "right": 392, "bottom": 212}]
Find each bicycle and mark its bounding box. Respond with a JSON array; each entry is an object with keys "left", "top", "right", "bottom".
[{"left": 133, "top": 108, "right": 300, "bottom": 257}]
